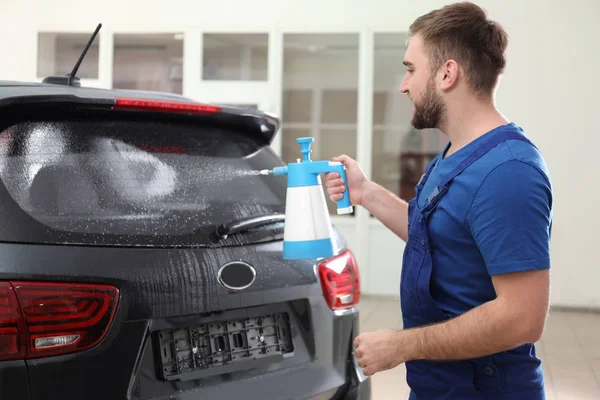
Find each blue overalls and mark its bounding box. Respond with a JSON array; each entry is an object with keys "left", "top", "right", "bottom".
[{"left": 402, "top": 129, "right": 546, "bottom": 399}]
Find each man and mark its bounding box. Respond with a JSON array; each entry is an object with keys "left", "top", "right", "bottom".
[{"left": 325, "top": 2, "right": 553, "bottom": 399}]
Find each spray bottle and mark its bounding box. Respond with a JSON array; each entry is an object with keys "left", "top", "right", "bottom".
[{"left": 259, "top": 137, "right": 352, "bottom": 260}]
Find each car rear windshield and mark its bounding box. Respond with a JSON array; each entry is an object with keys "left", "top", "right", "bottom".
[{"left": 0, "top": 115, "right": 287, "bottom": 247}]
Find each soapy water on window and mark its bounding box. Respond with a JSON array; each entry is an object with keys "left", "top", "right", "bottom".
[{"left": 0, "top": 122, "right": 286, "bottom": 238}]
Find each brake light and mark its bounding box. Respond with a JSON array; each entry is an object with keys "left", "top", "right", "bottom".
[
  {"left": 0, "top": 281, "right": 119, "bottom": 360},
  {"left": 113, "top": 98, "right": 221, "bottom": 114},
  {"left": 0, "top": 283, "right": 26, "bottom": 360},
  {"left": 137, "top": 145, "right": 187, "bottom": 154},
  {"left": 318, "top": 250, "right": 360, "bottom": 310}
]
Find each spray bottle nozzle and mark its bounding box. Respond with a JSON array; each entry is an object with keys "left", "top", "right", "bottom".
[{"left": 257, "top": 166, "right": 288, "bottom": 177}]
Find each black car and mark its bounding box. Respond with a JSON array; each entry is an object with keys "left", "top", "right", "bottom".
[{"left": 0, "top": 47, "right": 370, "bottom": 399}]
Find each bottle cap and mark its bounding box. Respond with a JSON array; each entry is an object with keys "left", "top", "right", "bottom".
[{"left": 296, "top": 137, "right": 314, "bottom": 162}]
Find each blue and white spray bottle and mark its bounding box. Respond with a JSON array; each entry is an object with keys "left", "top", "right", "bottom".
[{"left": 259, "top": 137, "right": 353, "bottom": 260}]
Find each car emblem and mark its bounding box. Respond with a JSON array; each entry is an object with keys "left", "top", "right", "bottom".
[{"left": 217, "top": 261, "right": 256, "bottom": 291}]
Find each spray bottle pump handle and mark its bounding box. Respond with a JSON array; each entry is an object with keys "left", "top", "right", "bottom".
[{"left": 296, "top": 137, "right": 314, "bottom": 162}]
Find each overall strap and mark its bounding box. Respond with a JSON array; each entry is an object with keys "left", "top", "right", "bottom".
[
  {"left": 415, "top": 151, "right": 444, "bottom": 194},
  {"left": 424, "top": 129, "right": 536, "bottom": 209},
  {"left": 439, "top": 130, "right": 535, "bottom": 189}
]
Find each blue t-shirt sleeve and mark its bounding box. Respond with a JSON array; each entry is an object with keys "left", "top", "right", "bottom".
[{"left": 466, "top": 160, "right": 553, "bottom": 275}]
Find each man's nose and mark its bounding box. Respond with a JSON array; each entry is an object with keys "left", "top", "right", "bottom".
[{"left": 399, "top": 76, "right": 408, "bottom": 93}]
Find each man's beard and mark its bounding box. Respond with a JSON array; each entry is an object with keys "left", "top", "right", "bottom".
[{"left": 411, "top": 78, "right": 445, "bottom": 130}]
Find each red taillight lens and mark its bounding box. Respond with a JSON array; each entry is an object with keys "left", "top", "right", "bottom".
[
  {"left": 0, "top": 281, "right": 119, "bottom": 360},
  {"left": 137, "top": 144, "right": 187, "bottom": 154},
  {"left": 0, "top": 283, "right": 26, "bottom": 360},
  {"left": 318, "top": 250, "right": 360, "bottom": 310},
  {"left": 113, "top": 98, "right": 221, "bottom": 114}
]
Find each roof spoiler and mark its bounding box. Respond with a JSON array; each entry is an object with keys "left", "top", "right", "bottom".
[{"left": 0, "top": 94, "right": 281, "bottom": 146}]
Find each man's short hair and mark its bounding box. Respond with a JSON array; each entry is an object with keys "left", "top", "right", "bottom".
[{"left": 408, "top": 2, "right": 509, "bottom": 98}]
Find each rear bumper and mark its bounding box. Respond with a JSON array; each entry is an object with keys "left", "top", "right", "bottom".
[
  {"left": 3, "top": 316, "right": 372, "bottom": 400},
  {"left": 0, "top": 360, "right": 31, "bottom": 400},
  {"left": 342, "top": 378, "right": 371, "bottom": 400},
  {"left": 340, "top": 340, "right": 372, "bottom": 400},
  {"left": 12, "top": 295, "right": 370, "bottom": 400}
]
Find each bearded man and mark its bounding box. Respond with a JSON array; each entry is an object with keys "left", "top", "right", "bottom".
[{"left": 325, "top": 2, "right": 553, "bottom": 399}]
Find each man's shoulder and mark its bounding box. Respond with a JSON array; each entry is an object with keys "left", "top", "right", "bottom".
[
  {"left": 504, "top": 136, "right": 551, "bottom": 182},
  {"left": 450, "top": 126, "right": 552, "bottom": 218},
  {"left": 469, "top": 134, "right": 553, "bottom": 211},
  {"left": 470, "top": 126, "right": 551, "bottom": 186},
  {"left": 480, "top": 158, "right": 551, "bottom": 193}
]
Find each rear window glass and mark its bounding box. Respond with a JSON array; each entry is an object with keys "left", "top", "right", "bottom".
[{"left": 0, "top": 117, "right": 287, "bottom": 246}]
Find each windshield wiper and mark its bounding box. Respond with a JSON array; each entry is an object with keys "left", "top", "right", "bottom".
[{"left": 211, "top": 214, "right": 285, "bottom": 241}]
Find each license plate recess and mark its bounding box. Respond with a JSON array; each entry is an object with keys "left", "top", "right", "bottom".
[{"left": 155, "top": 312, "right": 294, "bottom": 381}]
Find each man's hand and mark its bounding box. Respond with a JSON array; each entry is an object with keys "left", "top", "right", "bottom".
[
  {"left": 324, "top": 154, "right": 410, "bottom": 241},
  {"left": 324, "top": 155, "right": 371, "bottom": 207},
  {"left": 353, "top": 329, "right": 408, "bottom": 376}
]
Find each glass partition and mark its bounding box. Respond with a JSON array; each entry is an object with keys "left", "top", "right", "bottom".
[
  {"left": 112, "top": 33, "right": 183, "bottom": 94},
  {"left": 38, "top": 33, "right": 99, "bottom": 79},
  {"left": 202, "top": 33, "right": 268, "bottom": 81},
  {"left": 282, "top": 33, "right": 359, "bottom": 216},
  {"left": 371, "top": 33, "right": 446, "bottom": 202}
]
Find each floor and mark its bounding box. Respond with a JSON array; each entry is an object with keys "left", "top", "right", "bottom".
[{"left": 358, "top": 295, "right": 600, "bottom": 400}]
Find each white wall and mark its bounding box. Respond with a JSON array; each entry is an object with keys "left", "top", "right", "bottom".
[{"left": 0, "top": 0, "right": 599, "bottom": 309}]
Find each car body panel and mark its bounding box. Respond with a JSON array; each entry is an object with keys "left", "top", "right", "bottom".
[{"left": 0, "top": 360, "right": 31, "bottom": 400}]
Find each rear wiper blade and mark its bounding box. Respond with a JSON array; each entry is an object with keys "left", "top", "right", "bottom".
[{"left": 212, "top": 214, "right": 285, "bottom": 241}]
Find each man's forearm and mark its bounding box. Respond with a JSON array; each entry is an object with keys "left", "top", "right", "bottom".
[
  {"left": 403, "top": 298, "right": 541, "bottom": 362},
  {"left": 361, "top": 181, "right": 409, "bottom": 242}
]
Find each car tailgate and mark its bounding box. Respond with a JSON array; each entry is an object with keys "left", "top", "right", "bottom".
[{"left": 0, "top": 238, "right": 357, "bottom": 400}]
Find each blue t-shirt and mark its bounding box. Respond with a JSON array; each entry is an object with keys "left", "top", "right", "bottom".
[{"left": 416, "top": 123, "right": 553, "bottom": 317}]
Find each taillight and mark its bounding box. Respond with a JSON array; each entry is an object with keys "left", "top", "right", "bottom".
[
  {"left": 0, "top": 281, "right": 119, "bottom": 360},
  {"left": 318, "top": 250, "right": 360, "bottom": 310},
  {"left": 113, "top": 98, "right": 221, "bottom": 114},
  {"left": 0, "top": 283, "right": 26, "bottom": 360}
]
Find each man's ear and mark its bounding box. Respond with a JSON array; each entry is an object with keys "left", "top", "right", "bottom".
[{"left": 439, "top": 60, "right": 460, "bottom": 92}]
